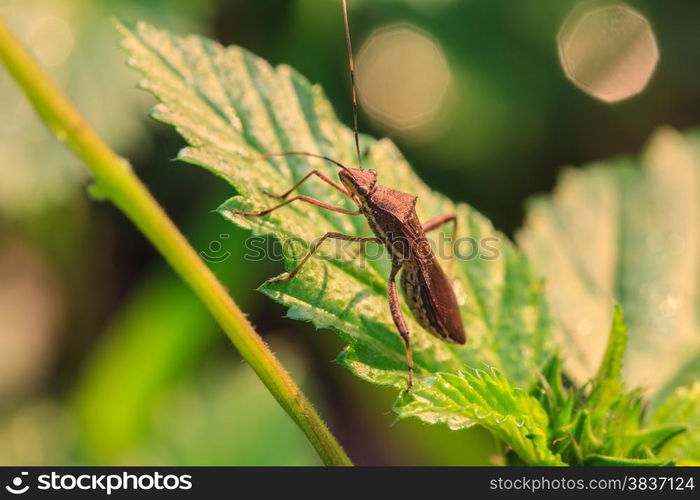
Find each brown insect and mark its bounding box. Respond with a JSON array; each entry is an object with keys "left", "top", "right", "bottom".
[{"left": 232, "top": 0, "right": 466, "bottom": 391}]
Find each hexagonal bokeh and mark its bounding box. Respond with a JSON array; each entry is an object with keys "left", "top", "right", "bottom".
[
  {"left": 558, "top": 2, "right": 659, "bottom": 103},
  {"left": 356, "top": 24, "right": 451, "bottom": 131}
]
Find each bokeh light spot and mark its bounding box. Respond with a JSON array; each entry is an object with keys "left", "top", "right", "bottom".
[
  {"left": 558, "top": 2, "right": 658, "bottom": 103},
  {"left": 356, "top": 24, "right": 451, "bottom": 132},
  {"left": 26, "top": 15, "right": 74, "bottom": 67}
]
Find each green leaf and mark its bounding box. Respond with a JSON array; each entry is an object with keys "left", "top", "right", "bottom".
[
  {"left": 652, "top": 382, "right": 700, "bottom": 464},
  {"left": 117, "top": 19, "right": 557, "bottom": 464},
  {"left": 116, "top": 21, "right": 554, "bottom": 389},
  {"left": 394, "top": 369, "right": 564, "bottom": 466},
  {"left": 518, "top": 128, "right": 700, "bottom": 400}
]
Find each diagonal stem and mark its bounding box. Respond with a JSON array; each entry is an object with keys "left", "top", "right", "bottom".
[{"left": 0, "top": 17, "right": 351, "bottom": 467}]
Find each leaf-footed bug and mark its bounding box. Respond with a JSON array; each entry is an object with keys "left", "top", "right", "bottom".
[{"left": 231, "top": 0, "right": 466, "bottom": 392}]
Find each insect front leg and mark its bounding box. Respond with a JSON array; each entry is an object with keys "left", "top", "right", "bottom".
[
  {"left": 231, "top": 195, "right": 361, "bottom": 217},
  {"left": 422, "top": 213, "right": 457, "bottom": 276},
  {"left": 269, "top": 232, "right": 380, "bottom": 284},
  {"left": 262, "top": 169, "right": 352, "bottom": 200},
  {"left": 388, "top": 261, "right": 414, "bottom": 393}
]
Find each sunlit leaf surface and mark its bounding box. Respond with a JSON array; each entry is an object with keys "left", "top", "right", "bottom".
[
  {"left": 394, "top": 368, "right": 563, "bottom": 466},
  {"left": 519, "top": 128, "right": 700, "bottom": 400}
]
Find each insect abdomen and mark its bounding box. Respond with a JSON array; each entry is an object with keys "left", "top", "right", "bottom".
[{"left": 400, "top": 258, "right": 466, "bottom": 345}]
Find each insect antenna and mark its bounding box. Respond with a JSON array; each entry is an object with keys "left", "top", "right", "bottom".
[
  {"left": 342, "top": 0, "right": 363, "bottom": 169},
  {"left": 260, "top": 151, "right": 350, "bottom": 171}
]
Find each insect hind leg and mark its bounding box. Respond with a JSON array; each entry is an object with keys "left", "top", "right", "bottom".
[{"left": 388, "top": 261, "right": 414, "bottom": 393}]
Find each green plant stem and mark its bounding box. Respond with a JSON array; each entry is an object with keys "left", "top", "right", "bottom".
[{"left": 0, "top": 17, "right": 351, "bottom": 467}]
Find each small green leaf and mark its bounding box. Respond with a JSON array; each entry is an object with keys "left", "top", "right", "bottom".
[
  {"left": 652, "top": 382, "right": 700, "bottom": 463},
  {"left": 587, "top": 304, "right": 627, "bottom": 410},
  {"left": 569, "top": 411, "right": 603, "bottom": 456},
  {"left": 393, "top": 369, "right": 565, "bottom": 466},
  {"left": 540, "top": 355, "right": 568, "bottom": 409},
  {"left": 625, "top": 426, "right": 686, "bottom": 457}
]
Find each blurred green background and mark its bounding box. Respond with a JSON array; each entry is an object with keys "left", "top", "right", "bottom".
[{"left": 0, "top": 0, "right": 698, "bottom": 465}]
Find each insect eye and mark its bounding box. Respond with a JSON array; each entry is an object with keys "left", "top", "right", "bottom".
[
  {"left": 357, "top": 185, "right": 369, "bottom": 195},
  {"left": 368, "top": 169, "right": 377, "bottom": 175}
]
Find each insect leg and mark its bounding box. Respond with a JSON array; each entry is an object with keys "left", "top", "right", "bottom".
[
  {"left": 347, "top": 221, "right": 369, "bottom": 261},
  {"left": 423, "top": 213, "right": 458, "bottom": 275},
  {"left": 269, "top": 232, "right": 381, "bottom": 284},
  {"left": 231, "top": 195, "right": 361, "bottom": 217},
  {"left": 388, "top": 261, "right": 414, "bottom": 392},
  {"left": 422, "top": 214, "right": 456, "bottom": 233},
  {"left": 262, "top": 169, "right": 353, "bottom": 200}
]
